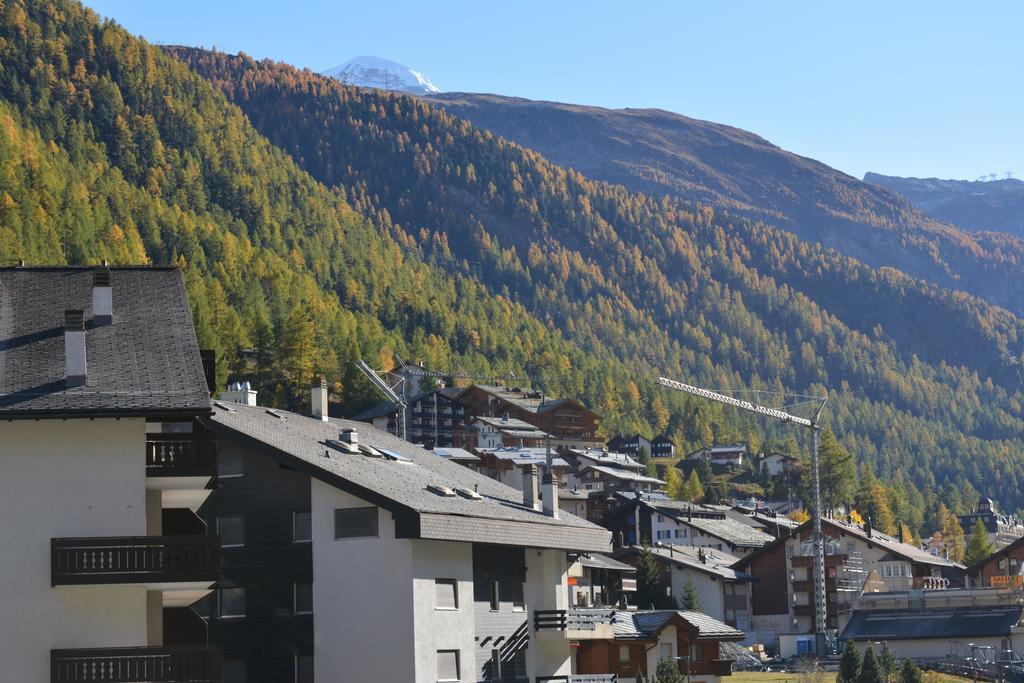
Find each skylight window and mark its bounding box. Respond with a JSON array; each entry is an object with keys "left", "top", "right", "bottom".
[
  {"left": 378, "top": 448, "right": 412, "bottom": 463},
  {"left": 213, "top": 401, "right": 236, "bottom": 412},
  {"left": 265, "top": 409, "right": 286, "bottom": 420},
  {"left": 455, "top": 486, "right": 482, "bottom": 500},
  {"left": 326, "top": 439, "right": 359, "bottom": 454},
  {"left": 427, "top": 484, "right": 456, "bottom": 497}
]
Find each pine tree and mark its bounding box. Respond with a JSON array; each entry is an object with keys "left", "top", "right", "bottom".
[
  {"left": 878, "top": 643, "right": 897, "bottom": 683},
  {"left": 838, "top": 638, "right": 861, "bottom": 683},
  {"left": 635, "top": 545, "right": 666, "bottom": 609},
  {"left": 682, "top": 470, "right": 704, "bottom": 501},
  {"left": 806, "top": 429, "right": 856, "bottom": 511},
  {"left": 665, "top": 467, "right": 684, "bottom": 500},
  {"left": 858, "top": 644, "right": 883, "bottom": 683},
  {"left": 654, "top": 658, "right": 684, "bottom": 683},
  {"left": 938, "top": 504, "right": 966, "bottom": 563},
  {"left": 899, "top": 659, "right": 923, "bottom": 683},
  {"left": 964, "top": 518, "right": 995, "bottom": 566},
  {"left": 680, "top": 576, "right": 701, "bottom": 610}
]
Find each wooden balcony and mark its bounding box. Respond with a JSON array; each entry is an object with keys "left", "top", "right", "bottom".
[
  {"left": 52, "top": 535, "right": 220, "bottom": 587},
  {"left": 146, "top": 434, "right": 216, "bottom": 478},
  {"left": 535, "top": 608, "right": 616, "bottom": 639},
  {"left": 51, "top": 645, "right": 221, "bottom": 683}
]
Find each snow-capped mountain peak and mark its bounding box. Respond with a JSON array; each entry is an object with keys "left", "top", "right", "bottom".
[{"left": 322, "top": 56, "right": 440, "bottom": 95}]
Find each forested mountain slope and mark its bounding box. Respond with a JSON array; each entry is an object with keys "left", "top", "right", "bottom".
[
  {"left": 866, "top": 173, "right": 1024, "bottom": 239},
  {"left": 424, "top": 93, "right": 1024, "bottom": 316},
  {"left": 164, "top": 49, "right": 1024, "bottom": 514}
]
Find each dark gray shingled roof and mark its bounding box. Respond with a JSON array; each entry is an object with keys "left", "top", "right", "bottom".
[
  {"left": 841, "top": 607, "right": 1022, "bottom": 641},
  {"left": 613, "top": 610, "right": 746, "bottom": 641},
  {"left": 0, "top": 267, "right": 210, "bottom": 418},
  {"left": 207, "top": 403, "right": 611, "bottom": 552}
]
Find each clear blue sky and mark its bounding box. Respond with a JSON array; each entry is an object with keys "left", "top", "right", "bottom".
[{"left": 86, "top": 0, "right": 1021, "bottom": 181}]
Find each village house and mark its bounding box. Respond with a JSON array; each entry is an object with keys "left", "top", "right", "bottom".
[
  {"left": 958, "top": 498, "right": 1024, "bottom": 550},
  {"left": 966, "top": 533, "right": 1024, "bottom": 588},
  {"left": 456, "top": 384, "right": 604, "bottom": 449},
  {"left": 685, "top": 444, "right": 747, "bottom": 469},
  {"left": 470, "top": 415, "right": 552, "bottom": 449},
  {"left": 204, "top": 384, "right": 614, "bottom": 682},
  {"left": 759, "top": 452, "right": 800, "bottom": 478},
  {"left": 651, "top": 434, "right": 676, "bottom": 459},
  {"left": 0, "top": 266, "right": 220, "bottom": 682},
  {"left": 608, "top": 433, "right": 654, "bottom": 459},
  {"left": 733, "top": 517, "right": 965, "bottom": 649}
]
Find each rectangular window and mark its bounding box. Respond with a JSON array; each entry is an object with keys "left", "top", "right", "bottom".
[
  {"left": 334, "top": 507, "right": 378, "bottom": 539},
  {"left": 437, "top": 650, "right": 460, "bottom": 682},
  {"left": 294, "top": 655, "right": 313, "bottom": 683},
  {"left": 489, "top": 579, "right": 500, "bottom": 611},
  {"left": 218, "top": 516, "right": 245, "bottom": 548},
  {"left": 660, "top": 643, "right": 673, "bottom": 661},
  {"left": 218, "top": 449, "right": 244, "bottom": 478},
  {"left": 294, "top": 582, "right": 313, "bottom": 615},
  {"left": 293, "top": 512, "right": 312, "bottom": 543},
  {"left": 219, "top": 587, "right": 245, "bottom": 618},
  {"left": 690, "top": 642, "right": 704, "bottom": 662},
  {"left": 512, "top": 580, "right": 525, "bottom": 612},
  {"left": 435, "top": 579, "right": 459, "bottom": 610},
  {"left": 619, "top": 644, "right": 631, "bottom": 663}
]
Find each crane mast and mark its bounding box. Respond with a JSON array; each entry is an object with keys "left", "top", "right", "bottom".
[
  {"left": 657, "top": 376, "right": 829, "bottom": 654},
  {"left": 355, "top": 359, "right": 407, "bottom": 441}
]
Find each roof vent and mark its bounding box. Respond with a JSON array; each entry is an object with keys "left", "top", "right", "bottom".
[
  {"left": 455, "top": 486, "right": 483, "bottom": 500},
  {"left": 340, "top": 428, "right": 358, "bottom": 446},
  {"left": 326, "top": 438, "right": 359, "bottom": 454},
  {"left": 64, "top": 309, "right": 87, "bottom": 388},
  {"left": 427, "top": 484, "right": 456, "bottom": 497},
  {"left": 265, "top": 408, "right": 286, "bottom": 420},
  {"left": 92, "top": 265, "right": 112, "bottom": 325}
]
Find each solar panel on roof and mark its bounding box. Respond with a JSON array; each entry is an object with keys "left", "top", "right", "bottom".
[{"left": 378, "top": 448, "right": 412, "bottom": 463}]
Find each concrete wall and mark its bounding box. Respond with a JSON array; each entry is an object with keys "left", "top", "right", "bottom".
[
  {"left": 0, "top": 419, "right": 151, "bottom": 681},
  {"left": 526, "top": 548, "right": 573, "bottom": 680},
  {"left": 311, "top": 481, "right": 416, "bottom": 682},
  {"left": 669, "top": 567, "right": 725, "bottom": 620},
  {"left": 412, "top": 540, "right": 476, "bottom": 683}
]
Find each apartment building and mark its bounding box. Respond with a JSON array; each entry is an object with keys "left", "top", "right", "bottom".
[
  {"left": 0, "top": 266, "right": 220, "bottom": 682},
  {"left": 203, "top": 384, "right": 615, "bottom": 682},
  {"left": 456, "top": 384, "right": 603, "bottom": 449},
  {"left": 734, "top": 517, "right": 965, "bottom": 646},
  {"left": 958, "top": 498, "right": 1024, "bottom": 550}
]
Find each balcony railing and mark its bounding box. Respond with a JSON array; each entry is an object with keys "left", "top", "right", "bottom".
[
  {"left": 51, "top": 645, "right": 222, "bottom": 683},
  {"left": 52, "top": 535, "right": 220, "bottom": 586},
  {"left": 536, "top": 676, "right": 617, "bottom": 683},
  {"left": 534, "top": 608, "right": 617, "bottom": 632},
  {"left": 146, "top": 434, "right": 216, "bottom": 477}
]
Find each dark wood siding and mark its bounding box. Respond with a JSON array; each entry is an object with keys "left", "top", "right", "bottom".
[
  {"left": 198, "top": 434, "right": 313, "bottom": 683},
  {"left": 746, "top": 542, "right": 790, "bottom": 616},
  {"left": 473, "top": 544, "right": 529, "bottom": 681}
]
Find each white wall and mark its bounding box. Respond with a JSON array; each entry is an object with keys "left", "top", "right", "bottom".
[
  {"left": 412, "top": 540, "right": 476, "bottom": 683},
  {"left": 311, "top": 481, "right": 416, "bottom": 682},
  {"left": 670, "top": 567, "right": 724, "bottom": 619},
  {"left": 0, "top": 419, "right": 151, "bottom": 681},
  {"left": 526, "top": 548, "right": 573, "bottom": 680}
]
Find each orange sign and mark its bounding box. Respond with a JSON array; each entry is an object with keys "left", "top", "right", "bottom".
[
  {"left": 567, "top": 577, "right": 578, "bottom": 585},
  {"left": 990, "top": 575, "right": 1024, "bottom": 588}
]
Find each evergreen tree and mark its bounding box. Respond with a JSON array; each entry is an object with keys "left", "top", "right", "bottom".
[
  {"left": 838, "top": 639, "right": 861, "bottom": 683},
  {"left": 938, "top": 504, "right": 966, "bottom": 563},
  {"left": 899, "top": 659, "right": 923, "bottom": 683},
  {"left": 680, "top": 576, "right": 701, "bottom": 610},
  {"left": 682, "top": 470, "right": 705, "bottom": 501},
  {"left": 878, "top": 643, "right": 897, "bottom": 683},
  {"left": 964, "top": 519, "right": 995, "bottom": 566},
  {"left": 807, "top": 430, "right": 857, "bottom": 511},
  {"left": 635, "top": 545, "right": 670, "bottom": 609},
  {"left": 665, "top": 467, "right": 684, "bottom": 500},
  {"left": 858, "top": 644, "right": 883, "bottom": 683},
  {"left": 654, "top": 659, "right": 684, "bottom": 683},
  {"left": 697, "top": 458, "right": 713, "bottom": 488}
]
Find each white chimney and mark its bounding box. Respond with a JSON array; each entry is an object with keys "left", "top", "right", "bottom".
[
  {"left": 542, "top": 470, "right": 559, "bottom": 519},
  {"left": 92, "top": 265, "right": 112, "bottom": 325},
  {"left": 522, "top": 464, "right": 540, "bottom": 511},
  {"left": 311, "top": 377, "right": 328, "bottom": 421},
  {"left": 64, "top": 310, "right": 87, "bottom": 387},
  {"left": 340, "top": 428, "right": 358, "bottom": 446},
  {"left": 220, "top": 381, "right": 257, "bottom": 406}
]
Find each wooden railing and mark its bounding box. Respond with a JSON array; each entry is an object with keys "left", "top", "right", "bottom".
[
  {"left": 52, "top": 535, "right": 220, "bottom": 586},
  {"left": 146, "top": 434, "right": 216, "bottom": 476},
  {"left": 534, "top": 608, "right": 616, "bottom": 632},
  {"left": 51, "top": 645, "right": 222, "bottom": 682}
]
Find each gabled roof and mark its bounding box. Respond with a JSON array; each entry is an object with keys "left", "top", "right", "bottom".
[
  {"left": 0, "top": 267, "right": 210, "bottom": 418},
  {"left": 613, "top": 610, "right": 745, "bottom": 641},
  {"left": 207, "top": 403, "right": 610, "bottom": 552},
  {"left": 965, "top": 533, "right": 1024, "bottom": 575},
  {"left": 473, "top": 415, "right": 551, "bottom": 439},
  {"left": 614, "top": 545, "right": 751, "bottom": 581},
  {"left": 681, "top": 517, "right": 775, "bottom": 549},
  {"left": 841, "top": 607, "right": 1022, "bottom": 641},
  {"left": 566, "top": 447, "right": 644, "bottom": 471},
  {"left": 461, "top": 384, "right": 600, "bottom": 418},
  {"left": 580, "top": 463, "right": 665, "bottom": 485},
  {"left": 477, "top": 447, "right": 569, "bottom": 468}
]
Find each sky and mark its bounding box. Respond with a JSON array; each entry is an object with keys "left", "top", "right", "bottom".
[{"left": 85, "top": 0, "right": 1022, "bottom": 181}]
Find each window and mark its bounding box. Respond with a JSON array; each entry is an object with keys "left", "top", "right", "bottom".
[
  {"left": 618, "top": 645, "right": 631, "bottom": 663},
  {"left": 218, "top": 516, "right": 245, "bottom": 548},
  {"left": 689, "top": 642, "right": 704, "bottom": 662},
  {"left": 334, "top": 507, "right": 378, "bottom": 539},
  {"left": 294, "top": 655, "right": 313, "bottom": 683},
  {"left": 219, "top": 587, "right": 245, "bottom": 618},
  {"left": 489, "top": 579, "right": 500, "bottom": 611},
  {"left": 218, "top": 449, "right": 244, "bottom": 478},
  {"left": 512, "top": 580, "right": 525, "bottom": 612},
  {"left": 294, "top": 582, "right": 313, "bottom": 615},
  {"left": 490, "top": 648, "right": 502, "bottom": 679},
  {"left": 437, "top": 650, "right": 460, "bottom": 682},
  {"left": 223, "top": 660, "right": 246, "bottom": 683},
  {"left": 435, "top": 579, "right": 459, "bottom": 610},
  {"left": 293, "top": 512, "right": 312, "bottom": 543},
  {"left": 660, "top": 643, "right": 673, "bottom": 661}
]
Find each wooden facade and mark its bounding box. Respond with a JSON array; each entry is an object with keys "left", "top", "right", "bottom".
[{"left": 455, "top": 386, "right": 602, "bottom": 447}]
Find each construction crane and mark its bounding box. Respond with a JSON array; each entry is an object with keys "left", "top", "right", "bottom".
[
  {"left": 354, "top": 359, "right": 407, "bottom": 441},
  {"left": 657, "top": 376, "right": 830, "bottom": 654}
]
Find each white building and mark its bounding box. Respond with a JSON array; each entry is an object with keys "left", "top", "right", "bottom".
[
  {"left": 686, "top": 444, "right": 747, "bottom": 468},
  {"left": 206, "top": 394, "right": 615, "bottom": 682},
  {"left": 0, "top": 266, "right": 219, "bottom": 682}
]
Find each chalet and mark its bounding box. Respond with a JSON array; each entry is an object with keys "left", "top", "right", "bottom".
[
  {"left": 575, "top": 464, "right": 666, "bottom": 496},
  {"left": 608, "top": 433, "right": 653, "bottom": 458},
  {"left": 958, "top": 497, "right": 1024, "bottom": 549},
  {"left": 0, "top": 266, "right": 220, "bottom": 682},
  {"left": 575, "top": 611, "right": 745, "bottom": 683},
  {"left": 685, "top": 444, "right": 747, "bottom": 468},
  {"left": 562, "top": 447, "right": 646, "bottom": 476},
  {"left": 615, "top": 545, "right": 754, "bottom": 636},
  {"left": 651, "top": 434, "right": 676, "bottom": 459},
  {"left": 456, "top": 384, "right": 603, "bottom": 449},
  {"left": 204, "top": 386, "right": 613, "bottom": 682},
  {"left": 759, "top": 452, "right": 800, "bottom": 478},
  {"left": 733, "top": 517, "right": 965, "bottom": 647},
  {"left": 471, "top": 415, "right": 551, "bottom": 449},
  {"left": 966, "top": 533, "right": 1024, "bottom": 588},
  {"left": 474, "top": 446, "right": 569, "bottom": 498}
]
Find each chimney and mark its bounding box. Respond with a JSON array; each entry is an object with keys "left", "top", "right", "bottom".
[
  {"left": 522, "top": 464, "right": 540, "bottom": 511},
  {"left": 864, "top": 515, "right": 873, "bottom": 539},
  {"left": 542, "top": 470, "right": 559, "bottom": 519},
  {"left": 64, "top": 310, "right": 87, "bottom": 387},
  {"left": 311, "top": 376, "right": 328, "bottom": 421},
  {"left": 340, "top": 428, "right": 358, "bottom": 446},
  {"left": 220, "top": 381, "right": 257, "bottom": 406},
  {"left": 92, "top": 265, "right": 112, "bottom": 325}
]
